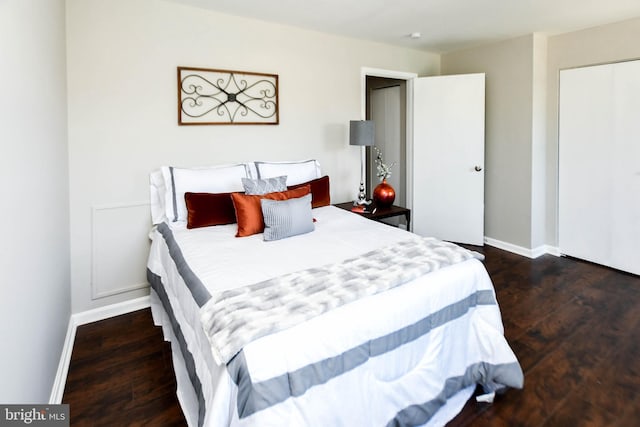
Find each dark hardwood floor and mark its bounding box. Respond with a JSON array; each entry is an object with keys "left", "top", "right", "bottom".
[
  {"left": 63, "top": 309, "right": 186, "bottom": 426},
  {"left": 63, "top": 246, "right": 640, "bottom": 426}
]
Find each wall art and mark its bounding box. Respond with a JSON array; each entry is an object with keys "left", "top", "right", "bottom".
[{"left": 178, "top": 66, "right": 279, "bottom": 125}]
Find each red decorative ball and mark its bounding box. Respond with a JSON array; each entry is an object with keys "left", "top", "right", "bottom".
[{"left": 373, "top": 179, "right": 395, "bottom": 207}]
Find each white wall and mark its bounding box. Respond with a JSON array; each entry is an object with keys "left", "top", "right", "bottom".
[
  {"left": 0, "top": 0, "right": 70, "bottom": 402},
  {"left": 441, "top": 35, "right": 536, "bottom": 248},
  {"left": 530, "top": 34, "right": 548, "bottom": 250},
  {"left": 442, "top": 19, "right": 640, "bottom": 252},
  {"left": 546, "top": 17, "right": 640, "bottom": 245},
  {"left": 66, "top": 0, "right": 439, "bottom": 312}
]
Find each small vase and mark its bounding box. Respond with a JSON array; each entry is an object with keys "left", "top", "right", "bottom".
[{"left": 373, "top": 179, "right": 395, "bottom": 207}]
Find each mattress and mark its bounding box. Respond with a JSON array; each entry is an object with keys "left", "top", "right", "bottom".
[{"left": 146, "top": 205, "right": 523, "bottom": 427}]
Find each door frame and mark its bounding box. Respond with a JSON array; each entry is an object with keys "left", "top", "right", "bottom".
[{"left": 360, "top": 68, "right": 418, "bottom": 218}]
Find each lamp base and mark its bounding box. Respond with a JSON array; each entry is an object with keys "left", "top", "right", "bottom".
[{"left": 354, "top": 180, "right": 372, "bottom": 205}]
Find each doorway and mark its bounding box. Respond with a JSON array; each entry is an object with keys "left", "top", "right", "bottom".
[
  {"left": 361, "top": 68, "right": 486, "bottom": 243},
  {"left": 366, "top": 76, "right": 408, "bottom": 227}
]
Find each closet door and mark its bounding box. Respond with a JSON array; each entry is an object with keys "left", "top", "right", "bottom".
[
  {"left": 611, "top": 61, "right": 640, "bottom": 274},
  {"left": 559, "top": 61, "right": 640, "bottom": 275}
]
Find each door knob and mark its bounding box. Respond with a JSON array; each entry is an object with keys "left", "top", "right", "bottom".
[{"left": 474, "top": 166, "right": 482, "bottom": 172}]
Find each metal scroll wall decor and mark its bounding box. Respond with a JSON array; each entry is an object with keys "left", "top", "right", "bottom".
[{"left": 178, "top": 67, "right": 279, "bottom": 125}]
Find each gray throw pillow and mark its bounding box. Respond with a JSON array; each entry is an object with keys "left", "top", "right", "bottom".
[
  {"left": 261, "top": 194, "right": 314, "bottom": 241},
  {"left": 242, "top": 175, "right": 288, "bottom": 195}
]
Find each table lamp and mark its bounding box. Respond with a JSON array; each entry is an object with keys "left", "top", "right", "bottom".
[{"left": 349, "top": 120, "right": 374, "bottom": 205}]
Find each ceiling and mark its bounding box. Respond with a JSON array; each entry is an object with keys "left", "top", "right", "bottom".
[{"left": 168, "top": 0, "right": 640, "bottom": 53}]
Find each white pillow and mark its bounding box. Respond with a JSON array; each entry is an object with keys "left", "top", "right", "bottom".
[
  {"left": 241, "top": 176, "right": 288, "bottom": 195},
  {"left": 150, "top": 169, "right": 167, "bottom": 225},
  {"left": 161, "top": 164, "right": 250, "bottom": 222},
  {"left": 254, "top": 160, "right": 321, "bottom": 186}
]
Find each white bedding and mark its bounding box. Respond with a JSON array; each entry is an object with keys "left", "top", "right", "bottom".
[{"left": 147, "top": 205, "right": 522, "bottom": 427}]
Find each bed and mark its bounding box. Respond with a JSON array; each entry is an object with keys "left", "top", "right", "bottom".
[{"left": 146, "top": 160, "right": 523, "bottom": 427}]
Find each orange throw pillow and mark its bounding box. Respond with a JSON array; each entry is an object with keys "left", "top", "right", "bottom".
[{"left": 231, "top": 186, "right": 311, "bottom": 237}]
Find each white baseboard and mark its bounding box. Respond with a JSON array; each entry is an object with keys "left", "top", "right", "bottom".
[
  {"left": 484, "top": 237, "right": 561, "bottom": 259},
  {"left": 49, "top": 318, "right": 76, "bottom": 404},
  {"left": 544, "top": 245, "right": 562, "bottom": 257},
  {"left": 49, "top": 295, "right": 151, "bottom": 404},
  {"left": 73, "top": 295, "right": 151, "bottom": 326}
]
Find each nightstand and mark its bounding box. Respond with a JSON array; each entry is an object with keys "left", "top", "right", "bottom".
[{"left": 334, "top": 202, "right": 411, "bottom": 230}]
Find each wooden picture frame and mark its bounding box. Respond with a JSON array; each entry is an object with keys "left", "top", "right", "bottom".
[{"left": 178, "top": 66, "right": 279, "bottom": 125}]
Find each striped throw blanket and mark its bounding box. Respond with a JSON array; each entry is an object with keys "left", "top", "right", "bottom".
[{"left": 200, "top": 237, "right": 483, "bottom": 365}]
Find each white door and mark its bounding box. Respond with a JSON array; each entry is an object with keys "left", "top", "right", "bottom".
[
  {"left": 411, "top": 73, "right": 485, "bottom": 245},
  {"left": 559, "top": 61, "right": 640, "bottom": 276}
]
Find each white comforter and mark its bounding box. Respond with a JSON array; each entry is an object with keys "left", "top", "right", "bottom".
[{"left": 147, "top": 206, "right": 522, "bottom": 427}]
